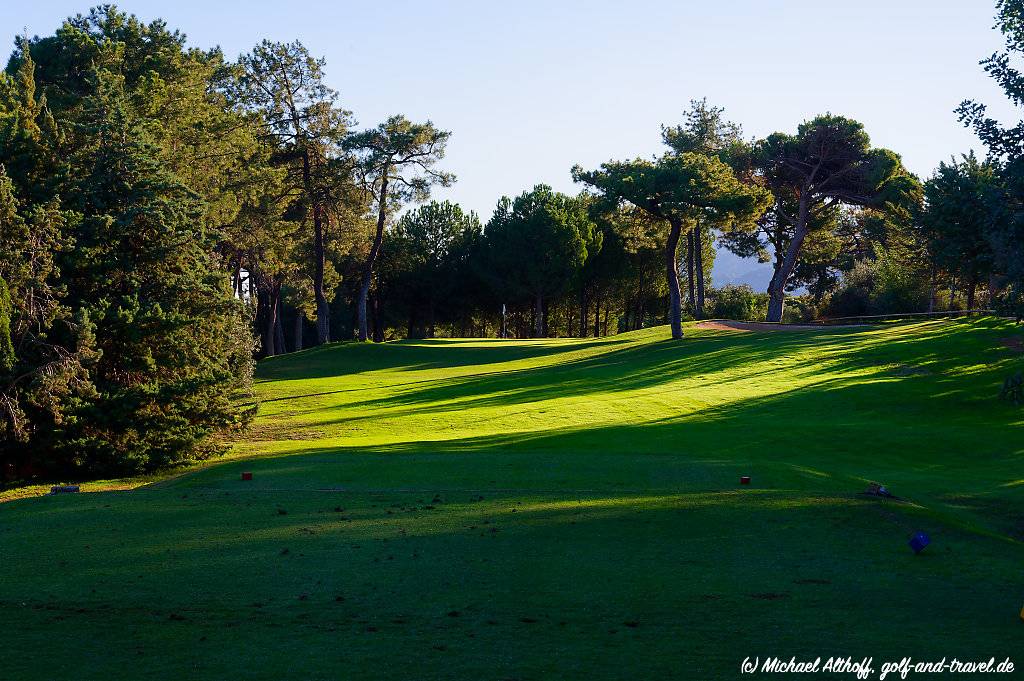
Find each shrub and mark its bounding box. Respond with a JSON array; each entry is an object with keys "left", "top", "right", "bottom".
[
  {"left": 994, "top": 284, "right": 1024, "bottom": 322},
  {"left": 824, "top": 253, "right": 929, "bottom": 319},
  {"left": 872, "top": 251, "right": 930, "bottom": 313},
  {"left": 708, "top": 285, "right": 768, "bottom": 321},
  {"left": 825, "top": 260, "right": 876, "bottom": 318},
  {"left": 781, "top": 295, "right": 819, "bottom": 323}
]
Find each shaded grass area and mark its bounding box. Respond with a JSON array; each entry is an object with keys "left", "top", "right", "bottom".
[{"left": 2, "top": 319, "right": 1023, "bottom": 680}]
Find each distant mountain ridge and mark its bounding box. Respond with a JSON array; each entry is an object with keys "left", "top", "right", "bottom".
[{"left": 710, "top": 247, "right": 773, "bottom": 290}]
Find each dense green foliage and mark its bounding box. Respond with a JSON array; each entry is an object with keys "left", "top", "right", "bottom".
[
  {"left": 957, "top": 0, "right": 1024, "bottom": 318},
  {"left": 707, "top": 284, "right": 768, "bottom": 321},
  {"left": 482, "top": 185, "right": 593, "bottom": 337},
  {"left": 2, "top": 319, "right": 1021, "bottom": 679},
  {"left": 378, "top": 201, "right": 483, "bottom": 338},
  {"left": 919, "top": 154, "right": 997, "bottom": 310},
  {"left": 0, "top": 16, "right": 256, "bottom": 477}
]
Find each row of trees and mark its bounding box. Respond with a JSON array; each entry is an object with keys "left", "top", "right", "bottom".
[
  {"left": 365, "top": 101, "right": 920, "bottom": 343},
  {"left": 370, "top": 102, "right": 920, "bottom": 341},
  {"left": 3, "top": 2, "right": 1023, "bottom": 477}
]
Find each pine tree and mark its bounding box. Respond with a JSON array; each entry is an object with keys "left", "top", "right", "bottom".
[
  {"left": 1, "top": 33, "right": 255, "bottom": 475},
  {"left": 48, "top": 69, "right": 254, "bottom": 472}
]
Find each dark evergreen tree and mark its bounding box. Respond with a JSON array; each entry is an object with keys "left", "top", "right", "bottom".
[
  {"left": 482, "top": 186, "right": 593, "bottom": 338},
  {"left": 384, "top": 200, "right": 482, "bottom": 338},
  {"left": 0, "top": 23, "right": 254, "bottom": 476},
  {"left": 54, "top": 70, "right": 254, "bottom": 473},
  {"left": 920, "top": 154, "right": 998, "bottom": 311}
]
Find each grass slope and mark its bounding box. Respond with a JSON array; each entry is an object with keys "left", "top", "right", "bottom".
[{"left": 2, "top": 319, "right": 1023, "bottom": 680}]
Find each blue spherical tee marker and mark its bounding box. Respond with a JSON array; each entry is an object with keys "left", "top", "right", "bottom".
[{"left": 909, "top": 531, "right": 930, "bottom": 554}]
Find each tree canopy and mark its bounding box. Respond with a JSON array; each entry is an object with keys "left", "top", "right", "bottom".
[
  {"left": 573, "top": 153, "right": 770, "bottom": 338},
  {"left": 747, "top": 114, "right": 921, "bottom": 321},
  {"left": 345, "top": 115, "right": 454, "bottom": 342},
  {"left": 482, "top": 185, "right": 593, "bottom": 337}
]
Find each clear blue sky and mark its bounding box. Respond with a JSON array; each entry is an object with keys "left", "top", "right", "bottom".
[{"left": 1, "top": 1, "right": 1018, "bottom": 227}]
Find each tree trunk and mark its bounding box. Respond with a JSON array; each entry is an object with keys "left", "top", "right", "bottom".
[
  {"left": 594, "top": 298, "right": 601, "bottom": 337},
  {"left": 359, "top": 169, "right": 390, "bottom": 341},
  {"left": 694, "top": 224, "right": 706, "bottom": 320},
  {"left": 637, "top": 264, "right": 645, "bottom": 330},
  {"left": 578, "top": 289, "right": 588, "bottom": 338},
  {"left": 298, "top": 145, "right": 329, "bottom": 345},
  {"left": 534, "top": 292, "right": 544, "bottom": 338},
  {"left": 274, "top": 296, "right": 286, "bottom": 355},
  {"left": 603, "top": 307, "right": 609, "bottom": 336},
  {"left": 928, "top": 265, "right": 936, "bottom": 313},
  {"left": 766, "top": 265, "right": 785, "bottom": 322},
  {"left": 262, "top": 282, "right": 281, "bottom": 357},
  {"left": 259, "top": 291, "right": 273, "bottom": 357},
  {"left": 666, "top": 218, "right": 685, "bottom": 340},
  {"left": 766, "top": 198, "right": 811, "bottom": 323},
  {"left": 293, "top": 309, "right": 304, "bottom": 352},
  {"left": 966, "top": 276, "right": 977, "bottom": 313},
  {"left": 371, "top": 288, "right": 385, "bottom": 343},
  {"left": 686, "top": 229, "right": 696, "bottom": 312},
  {"left": 289, "top": 88, "right": 330, "bottom": 344},
  {"left": 312, "top": 203, "right": 330, "bottom": 345}
]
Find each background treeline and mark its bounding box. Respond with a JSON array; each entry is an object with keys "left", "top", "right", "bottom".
[{"left": 2, "top": 3, "right": 1024, "bottom": 478}]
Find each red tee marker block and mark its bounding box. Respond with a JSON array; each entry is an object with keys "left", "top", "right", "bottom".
[
  {"left": 740, "top": 476, "right": 751, "bottom": 485},
  {"left": 241, "top": 472, "right": 253, "bottom": 481}
]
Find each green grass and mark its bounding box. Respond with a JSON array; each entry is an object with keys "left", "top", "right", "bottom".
[{"left": 2, "top": 319, "right": 1023, "bottom": 680}]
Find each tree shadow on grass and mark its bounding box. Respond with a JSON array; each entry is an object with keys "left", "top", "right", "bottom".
[
  {"left": 220, "top": 371, "right": 1023, "bottom": 501},
  {"left": 238, "top": 318, "right": 1024, "bottom": 532},
  {"left": 322, "top": 332, "right": 860, "bottom": 410},
  {"left": 256, "top": 335, "right": 636, "bottom": 382},
  {"left": 297, "top": 320, "right": 1016, "bottom": 429},
  {"left": 255, "top": 320, "right": 1017, "bottom": 426},
  {"left": 4, "top": 476, "right": 1021, "bottom": 681}
]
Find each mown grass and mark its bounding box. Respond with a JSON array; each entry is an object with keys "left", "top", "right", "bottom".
[{"left": 2, "top": 319, "right": 1022, "bottom": 680}]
